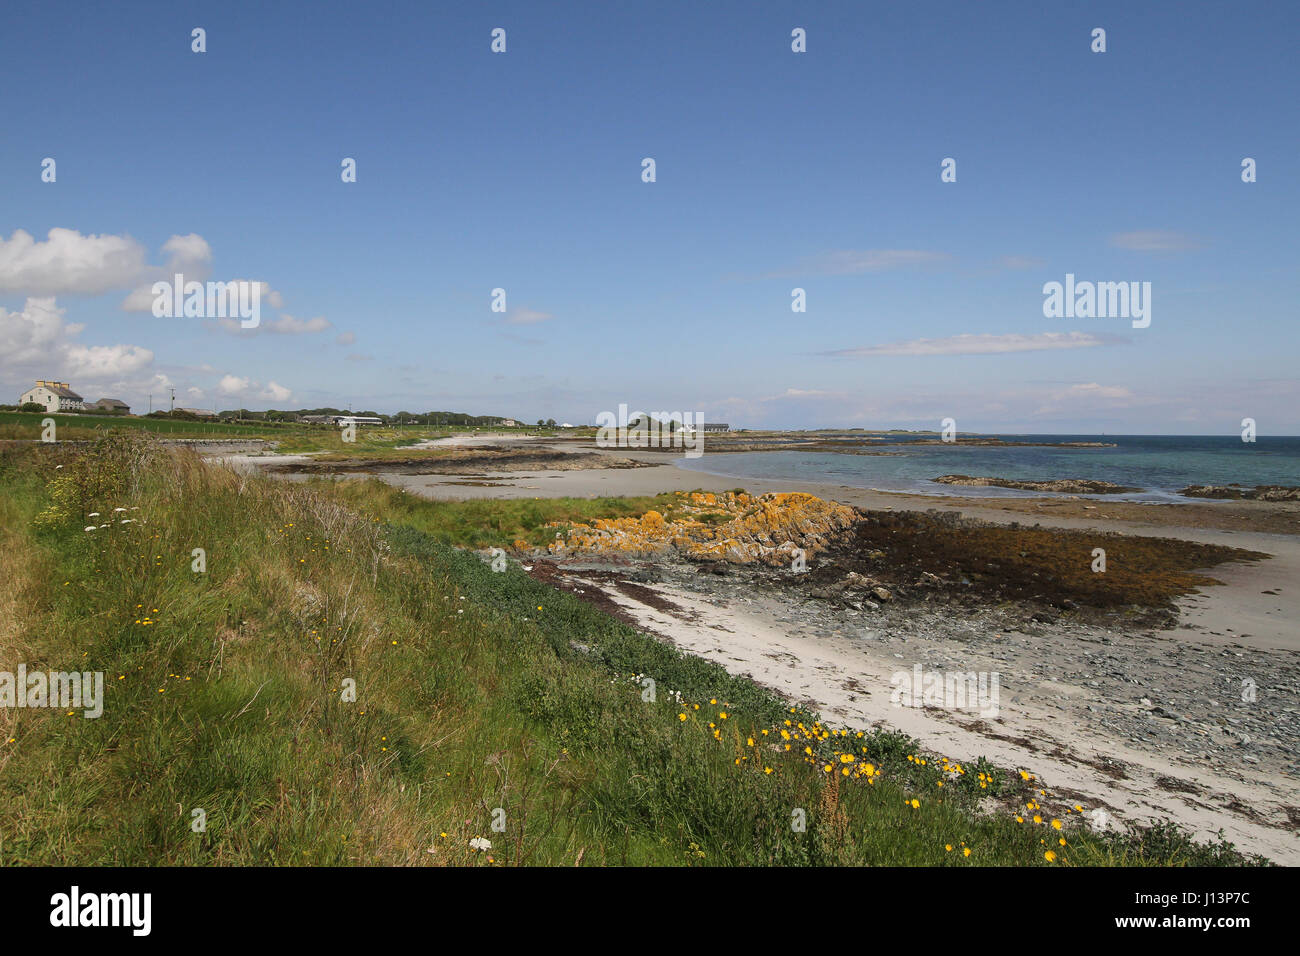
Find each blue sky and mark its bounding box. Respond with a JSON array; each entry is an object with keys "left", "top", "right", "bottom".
[{"left": 2, "top": 0, "right": 1296, "bottom": 432}]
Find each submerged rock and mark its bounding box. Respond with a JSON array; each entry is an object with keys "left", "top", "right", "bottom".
[{"left": 933, "top": 475, "right": 1142, "bottom": 495}]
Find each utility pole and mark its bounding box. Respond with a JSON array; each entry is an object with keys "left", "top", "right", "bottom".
[
  {"left": 168, "top": 387, "right": 176, "bottom": 412},
  {"left": 148, "top": 393, "right": 152, "bottom": 414}
]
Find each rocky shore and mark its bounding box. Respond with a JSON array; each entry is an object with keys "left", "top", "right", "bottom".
[
  {"left": 545, "top": 491, "right": 1264, "bottom": 626},
  {"left": 269, "top": 445, "right": 653, "bottom": 475},
  {"left": 519, "top": 495, "right": 1298, "bottom": 862},
  {"left": 1179, "top": 484, "right": 1300, "bottom": 502},
  {"left": 933, "top": 475, "right": 1142, "bottom": 494}
]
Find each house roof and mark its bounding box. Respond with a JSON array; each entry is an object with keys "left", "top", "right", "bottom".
[
  {"left": 44, "top": 385, "right": 82, "bottom": 400},
  {"left": 95, "top": 397, "right": 129, "bottom": 407}
]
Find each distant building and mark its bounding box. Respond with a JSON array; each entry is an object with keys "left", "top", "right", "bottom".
[
  {"left": 176, "top": 407, "right": 217, "bottom": 418},
  {"left": 501, "top": 418, "right": 520, "bottom": 427},
  {"left": 93, "top": 397, "right": 131, "bottom": 415},
  {"left": 702, "top": 422, "right": 730, "bottom": 433},
  {"left": 20, "top": 380, "right": 85, "bottom": 413}
]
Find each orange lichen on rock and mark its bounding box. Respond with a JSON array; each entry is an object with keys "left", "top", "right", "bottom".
[{"left": 548, "top": 491, "right": 857, "bottom": 565}]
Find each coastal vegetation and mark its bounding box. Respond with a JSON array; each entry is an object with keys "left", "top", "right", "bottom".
[{"left": 0, "top": 436, "right": 1267, "bottom": 865}]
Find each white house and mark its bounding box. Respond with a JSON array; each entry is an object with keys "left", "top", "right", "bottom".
[{"left": 20, "top": 380, "right": 85, "bottom": 413}]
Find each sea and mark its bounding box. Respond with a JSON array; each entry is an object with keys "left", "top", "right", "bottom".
[{"left": 674, "top": 434, "right": 1300, "bottom": 502}]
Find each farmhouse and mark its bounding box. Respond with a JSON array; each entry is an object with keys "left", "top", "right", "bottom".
[
  {"left": 19, "top": 380, "right": 85, "bottom": 413},
  {"left": 93, "top": 398, "right": 131, "bottom": 415}
]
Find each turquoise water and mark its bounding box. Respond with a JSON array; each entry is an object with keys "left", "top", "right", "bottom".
[{"left": 675, "top": 435, "right": 1300, "bottom": 502}]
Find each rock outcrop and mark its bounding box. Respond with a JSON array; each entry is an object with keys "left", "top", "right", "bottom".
[
  {"left": 1177, "top": 485, "right": 1300, "bottom": 502},
  {"left": 548, "top": 491, "right": 858, "bottom": 565}
]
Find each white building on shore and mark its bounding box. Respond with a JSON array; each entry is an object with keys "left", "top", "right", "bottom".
[{"left": 20, "top": 380, "right": 85, "bottom": 413}]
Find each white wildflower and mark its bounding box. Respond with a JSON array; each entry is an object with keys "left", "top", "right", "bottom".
[{"left": 469, "top": 837, "right": 491, "bottom": 852}]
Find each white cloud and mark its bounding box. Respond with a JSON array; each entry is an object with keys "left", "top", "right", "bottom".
[
  {"left": 336, "top": 331, "right": 356, "bottom": 346},
  {"left": 1055, "top": 383, "right": 1133, "bottom": 401},
  {"left": 64, "top": 342, "right": 154, "bottom": 379},
  {"left": 261, "top": 381, "right": 291, "bottom": 402},
  {"left": 823, "top": 331, "right": 1122, "bottom": 358},
  {"left": 772, "top": 388, "right": 836, "bottom": 399},
  {"left": 1109, "top": 230, "right": 1203, "bottom": 252},
  {"left": 159, "top": 234, "right": 213, "bottom": 272},
  {"left": 120, "top": 236, "right": 219, "bottom": 311},
  {"left": 1033, "top": 382, "right": 1137, "bottom": 417},
  {"left": 217, "top": 375, "right": 251, "bottom": 395},
  {"left": 214, "top": 312, "right": 329, "bottom": 335},
  {"left": 215, "top": 374, "right": 291, "bottom": 403},
  {"left": 505, "top": 308, "right": 553, "bottom": 325},
  {"left": 135, "top": 278, "right": 284, "bottom": 320},
  {"left": 265, "top": 314, "right": 329, "bottom": 334},
  {"left": 0, "top": 297, "right": 154, "bottom": 380},
  {"left": 0, "top": 229, "right": 150, "bottom": 296},
  {"left": 0, "top": 228, "right": 285, "bottom": 319},
  {"left": 0, "top": 228, "right": 224, "bottom": 308}
]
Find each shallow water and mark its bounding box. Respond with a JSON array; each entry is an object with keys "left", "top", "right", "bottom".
[{"left": 675, "top": 435, "right": 1300, "bottom": 501}]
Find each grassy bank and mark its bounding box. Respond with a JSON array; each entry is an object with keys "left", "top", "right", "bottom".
[
  {"left": 0, "top": 411, "right": 282, "bottom": 441},
  {"left": 309, "top": 476, "right": 716, "bottom": 550},
  {"left": 0, "top": 411, "right": 460, "bottom": 454},
  {"left": 0, "top": 438, "right": 1264, "bottom": 865}
]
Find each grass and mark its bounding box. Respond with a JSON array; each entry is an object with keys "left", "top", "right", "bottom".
[
  {"left": 0, "top": 412, "right": 489, "bottom": 456},
  {"left": 0, "top": 411, "right": 284, "bottom": 441},
  {"left": 310, "top": 477, "right": 697, "bottom": 550},
  {"left": 0, "top": 436, "right": 1268, "bottom": 866}
]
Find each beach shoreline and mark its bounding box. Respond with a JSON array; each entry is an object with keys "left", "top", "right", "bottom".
[{"left": 217, "top": 435, "right": 1300, "bottom": 862}]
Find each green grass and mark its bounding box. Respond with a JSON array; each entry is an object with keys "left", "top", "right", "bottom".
[
  {"left": 0, "top": 437, "right": 1268, "bottom": 866},
  {"left": 0, "top": 412, "right": 468, "bottom": 456},
  {"left": 0, "top": 410, "right": 286, "bottom": 440},
  {"left": 270, "top": 426, "right": 452, "bottom": 455},
  {"left": 309, "top": 477, "right": 695, "bottom": 550}
]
